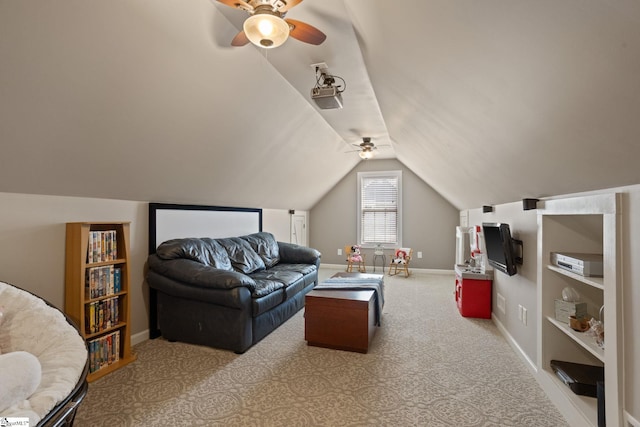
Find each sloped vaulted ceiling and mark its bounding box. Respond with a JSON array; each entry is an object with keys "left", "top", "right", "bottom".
[
  {"left": 346, "top": 0, "right": 640, "bottom": 209},
  {"left": 1, "top": 0, "right": 639, "bottom": 210}
]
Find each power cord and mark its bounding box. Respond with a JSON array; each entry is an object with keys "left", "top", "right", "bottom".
[{"left": 314, "top": 67, "right": 346, "bottom": 94}]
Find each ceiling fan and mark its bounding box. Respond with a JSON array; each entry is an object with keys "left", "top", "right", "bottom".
[
  {"left": 216, "top": 0, "right": 326, "bottom": 49},
  {"left": 347, "top": 137, "right": 388, "bottom": 160}
]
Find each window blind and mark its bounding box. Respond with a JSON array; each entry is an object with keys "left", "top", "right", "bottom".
[{"left": 360, "top": 174, "right": 399, "bottom": 244}]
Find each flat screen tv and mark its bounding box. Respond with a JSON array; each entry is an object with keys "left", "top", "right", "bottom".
[{"left": 482, "top": 222, "right": 521, "bottom": 276}]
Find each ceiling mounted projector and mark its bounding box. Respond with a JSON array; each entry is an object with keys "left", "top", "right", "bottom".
[
  {"left": 310, "top": 63, "right": 345, "bottom": 110},
  {"left": 311, "top": 86, "right": 343, "bottom": 109}
]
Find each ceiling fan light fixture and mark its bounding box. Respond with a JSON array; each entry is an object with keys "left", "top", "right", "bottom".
[
  {"left": 359, "top": 150, "right": 375, "bottom": 160},
  {"left": 243, "top": 10, "right": 290, "bottom": 48}
]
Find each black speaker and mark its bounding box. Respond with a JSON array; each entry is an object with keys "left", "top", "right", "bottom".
[
  {"left": 522, "top": 198, "right": 539, "bottom": 210},
  {"left": 288, "top": 209, "right": 295, "bottom": 214},
  {"left": 482, "top": 205, "right": 493, "bottom": 213}
]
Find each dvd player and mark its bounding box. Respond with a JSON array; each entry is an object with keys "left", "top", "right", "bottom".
[{"left": 550, "top": 252, "right": 603, "bottom": 277}]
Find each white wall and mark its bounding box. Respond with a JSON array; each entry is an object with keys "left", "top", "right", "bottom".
[
  {"left": 466, "top": 185, "right": 640, "bottom": 422},
  {"left": 310, "top": 159, "right": 459, "bottom": 269},
  {"left": 0, "top": 192, "right": 297, "bottom": 340},
  {"left": 0, "top": 192, "right": 148, "bottom": 338},
  {"left": 262, "top": 208, "right": 308, "bottom": 244},
  {"left": 467, "top": 202, "right": 539, "bottom": 364}
]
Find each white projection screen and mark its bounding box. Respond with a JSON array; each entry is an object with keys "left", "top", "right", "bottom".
[{"left": 148, "top": 203, "right": 262, "bottom": 254}]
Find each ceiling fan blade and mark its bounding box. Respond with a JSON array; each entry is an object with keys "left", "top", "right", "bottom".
[
  {"left": 278, "top": 0, "right": 303, "bottom": 12},
  {"left": 216, "top": 0, "right": 253, "bottom": 11},
  {"left": 231, "top": 30, "right": 250, "bottom": 46},
  {"left": 285, "top": 19, "right": 326, "bottom": 45}
]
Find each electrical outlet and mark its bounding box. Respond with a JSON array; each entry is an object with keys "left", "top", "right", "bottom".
[
  {"left": 417, "top": 251, "right": 423, "bottom": 258},
  {"left": 337, "top": 248, "right": 342, "bottom": 256},
  {"left": 522, "top": 307, "right": 528, "bottom": 325},
  {"left": 497, "top": 294, "right": 506, "bottom": 314}
]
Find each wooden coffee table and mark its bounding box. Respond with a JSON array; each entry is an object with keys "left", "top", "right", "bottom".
[{"left": 304, "top": 272, "right": 383, "bottom": 353}]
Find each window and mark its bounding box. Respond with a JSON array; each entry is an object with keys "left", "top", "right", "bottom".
[{"left": 357, "top": 171, "right": 402, "bottom": 247}]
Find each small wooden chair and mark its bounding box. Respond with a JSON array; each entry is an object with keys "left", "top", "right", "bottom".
[
  {"left": 345, "top": 245, "right": 366, "bottom": 273},
  {"left": 389, "top": 248, "right": 413, "bottom": 277}
]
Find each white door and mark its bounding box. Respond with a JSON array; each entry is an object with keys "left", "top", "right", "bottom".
[{"left": 290, "top": 214, "right": 307, "bottom": 246}]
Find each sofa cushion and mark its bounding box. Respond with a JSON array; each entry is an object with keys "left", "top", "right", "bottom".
[
  {"left": 251, "top": 279, "right": 284, "bottom": 298},
  {"left": 249, "top": 269, "right": 310, "bottom": 302},
  {"left": 269, "top": 264, "right": 318, "bottom": 288},
  {"left": 155, "top": 238, "right": 233, "bottom": 270},
  {"left": 241, "top": 232, "right": 280, "bottom": 268},
  {"left": 249, "top": 269, "right": 303, "bottom": 288},
  {"left": 251, "top": 281, "right": 285, "bottom": 316},
  {"left": 283, "top": 277, "right": 307, "bottom": 301},
  {"left": 218, "top": 237, "right": 266, "bottom": 274},
  {"left": 268, "top": 263, "right": 317, "bottom": 276}
]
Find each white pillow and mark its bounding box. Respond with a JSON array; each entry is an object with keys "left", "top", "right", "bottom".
[{"left": 0, "top": 351, "right": 42, "bottom": 412}]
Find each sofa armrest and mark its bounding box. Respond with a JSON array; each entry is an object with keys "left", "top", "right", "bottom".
[
  {"left": 147, "top": 270, "right": 252, "bottom": 309},
  {"left": 277, "top": 242, "right": 321, "bottom": 268},
  {"left": 148, "top": 255, "right": 256, "bottom": 290}
]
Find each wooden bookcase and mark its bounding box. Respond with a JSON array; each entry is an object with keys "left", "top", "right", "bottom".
[{"left": 65, "top": 222, "right": 136, "bottom": 382}]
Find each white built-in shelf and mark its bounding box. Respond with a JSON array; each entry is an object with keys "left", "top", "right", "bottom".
[
  {"left": 546, "top": 316, "right": 604, "bottom": 362},
  {"left": 547, "top": 264, "right": 604, "bottom": 290},
  {"left": 537, "top": 193, "right": 621, "bottom": 426},
  {"left": 543, "top": 369, "right": 599, "bottom": 424}
]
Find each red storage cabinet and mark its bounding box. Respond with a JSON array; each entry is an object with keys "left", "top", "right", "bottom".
[{"left": 454, "top": 266, "right": 493, "bottom": 319}]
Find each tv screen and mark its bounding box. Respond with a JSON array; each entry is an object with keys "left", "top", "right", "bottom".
[{"left": 482, "top": 222, "right": 518, "bottom": 276}]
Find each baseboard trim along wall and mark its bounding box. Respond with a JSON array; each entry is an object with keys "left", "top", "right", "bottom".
[
  {"left": 492, "top": 313, "right": 537, "bottom": 373},
  {"left": 131, "top": 330, "right": 149, "bottom": 347},
  {"left": 321, "top": 263, "right": 454, "bottom": 275},
  {"left": 626, "top": 411, "right": 640, "bottom": 427}
]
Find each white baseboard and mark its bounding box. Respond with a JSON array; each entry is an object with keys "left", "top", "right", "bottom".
[
  {"left": 411, "top": 268, "right": 455, "bottom": 275},
  {"left": 320, "top": 264, "right": 349, "bottom": 270},
  {"left": 492, "top": 314, "right": 537, "bottom": 373},
  {"left": 131, "top": 329, "right": 149, "bottom": 346},
  {"left": 320, "top": 264, "right": 454, "bottom": 275},
  {"left": 627, "top": 411, "right": 640, "bottom": 427},
  {"left": 492, "top": 314, "right": 595, "bottom": 427}
]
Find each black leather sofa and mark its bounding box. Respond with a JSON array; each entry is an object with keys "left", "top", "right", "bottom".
[{"left": 147, "top": 232, "right": 321, "bottom": 353}]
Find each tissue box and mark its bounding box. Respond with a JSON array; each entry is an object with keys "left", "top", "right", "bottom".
[{"left": 555, "top": 299, "right": 587, "bottom": 323}]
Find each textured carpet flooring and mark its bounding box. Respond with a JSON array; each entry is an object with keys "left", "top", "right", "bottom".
[{"left": 75, "top": 268, "right": 568, "bottom": 426}]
